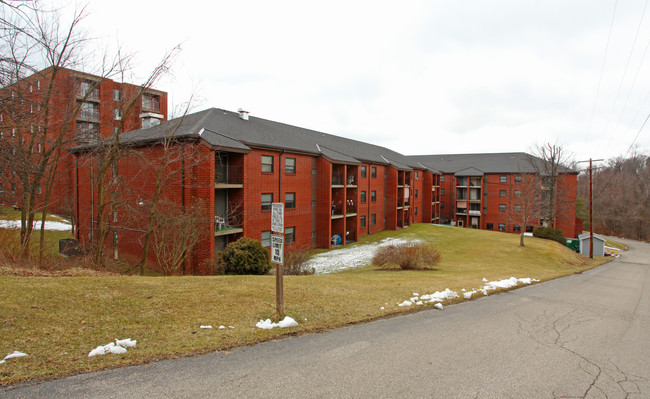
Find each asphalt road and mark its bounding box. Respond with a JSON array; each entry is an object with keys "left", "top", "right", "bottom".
[{"left": 4, "top": 238, "right": 649, "bottom": 398}]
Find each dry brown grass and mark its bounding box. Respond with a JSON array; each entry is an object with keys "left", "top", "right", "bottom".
[{"left": 0, "top": 224, "right": 610, "bottom": 386}]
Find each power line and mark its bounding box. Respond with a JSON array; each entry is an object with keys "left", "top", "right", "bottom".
[{"left": 587, "top": 0, "right": 619, "bottom": 141}]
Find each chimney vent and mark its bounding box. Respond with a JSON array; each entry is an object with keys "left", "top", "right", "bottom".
[{"left": 238, "top": 108, "right": 249, "bottom": 121}]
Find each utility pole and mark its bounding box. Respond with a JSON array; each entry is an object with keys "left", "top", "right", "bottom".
[{"left": 577, "top": 158, "right": 604, "bottom": 258}]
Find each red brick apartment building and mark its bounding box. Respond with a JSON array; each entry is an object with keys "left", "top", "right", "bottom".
[
  {"left": 71, "top": 108, "right": 578, "bottom": 275},
  {"left": 0, "top": 67, "right": 167, "bottom": 215}
]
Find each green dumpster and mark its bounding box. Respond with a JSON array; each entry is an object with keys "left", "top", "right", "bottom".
[{"left": 565, "top": 238, "right": 580, "bottom": 253}]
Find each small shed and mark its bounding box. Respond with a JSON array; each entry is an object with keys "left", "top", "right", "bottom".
[{"left": 578, "top": 233, "right": 606, "bottom": 257}]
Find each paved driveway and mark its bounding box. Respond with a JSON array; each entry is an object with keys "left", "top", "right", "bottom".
[{"left": 4, "top": 238, "right": 649, "bottom": 398}]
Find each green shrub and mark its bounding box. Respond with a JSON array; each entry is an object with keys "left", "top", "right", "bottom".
[
  {"left": 283, "top": 249, "right": 314, "bottom": 275},
  {"left": 533, "top": 226, "right": 566, "bottom": 245},
  {"left": 372, "top": 242, "right": 441, "bottom": 270},
  {"left": 217, "top": 237, "right": 272, "bottom": 275}
]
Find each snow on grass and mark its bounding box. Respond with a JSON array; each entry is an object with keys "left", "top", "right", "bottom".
[
  {"left": 88, "top": 339, "right": 136, "bottom": 357},
  {"left": 256, "top": 316, "right": 299, "bottom": 330},
  {"left": 0, "top": 351, "right": 28, "bottom": 364},
  {"left": 397, "top": 277, "right": 540, "bottom": 308},
  {"left": 308, "top": 237, "right": 421, "bottom": 274},
  {"left": 0, "top": 219, "right": 71, "bottom": 231}
]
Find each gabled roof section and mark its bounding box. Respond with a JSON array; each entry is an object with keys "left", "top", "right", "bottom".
[
  {"left": 454, "top": 167, "right": 484, "bottom": 177},
  {"left": 199, "top": 128, "right": 251, "bottom": 152},
  {"left": 381, "top": 156, "right": 412, "bottom": 171},
  {"left": 318, "top": 145, "right": 361, "bottom": 165}
]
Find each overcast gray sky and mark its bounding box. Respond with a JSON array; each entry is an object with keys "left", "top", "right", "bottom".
[{"left": 69, "top": 0, "right": 650, "bottom": 164}]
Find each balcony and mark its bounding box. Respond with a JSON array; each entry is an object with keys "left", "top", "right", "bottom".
[
  {"left": 346, "top": 200, "right": 357, "bottom": 216},
  {"left": 77, "top": 87, "right": 100, "bottom": 101},
  {"left": 215, "top": 165, "right": 243, "bottom": 188},
  {"left": 142, "top": 95, "right": 161, "bottom": 112},
  {"left": 78, "top": 108, "right": 100, "bottom": 121},
  {"left": 214, "top": 215, "right": 243, "bottom": 236},
  {"left": 331, "top": 201, "right": 344, "bottom": 218},
  {"left": 456, "top": 209, "right": 468, "bottom": 215},
  {"left": 76, "top": 123, "right": 99, "bottom": 142},
  {"left": 469, "top": 210, "right": 481, "bottom": 216},
  {"left": 346, "top": 175, "right": 357, "bottom": 187},
  {"left": 332, "top": 174, "right": 344, "bottom": 187}
]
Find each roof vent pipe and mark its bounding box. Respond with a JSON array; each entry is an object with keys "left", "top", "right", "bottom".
[{"left": 238, "top": 108, "right": 249, "bottom": 121}]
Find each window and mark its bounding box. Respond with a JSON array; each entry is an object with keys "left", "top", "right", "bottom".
[
  {"left": 113, "top": 109, "right": 121, "bottom": 120},
  {"left": 285, "top": 192, "right": 295, "bottom": 209},
  {"left": 312, "top": 169, "right": 317, "bottom": 175},
  {"left": 498, "top": 224, "right": 506, "bottom": 231},
  {"left": 499, "top": 190, "right": 507, "bottom": 197},
  {"left": 113, "top": 89, "right": 121, "bottom": 101},
  {"left": 361, "top": 191, "right": 366, "bottom": 203},
  {"left": 513, "top": 225, "right": 521, "bottom": 232},
  {"left": 441, "top": 202, "right": 445, "bottom": 209},
  {"left": 515, "top": 175, "right": 522, "bottom": 183},
  {"left": 487, "top": 223, "right": 494, "bottom": 230},
  {"left": 526, "top": 225, "right": 534, "bottom": 233},
  {"left": 514, "top": 190, "right": 521, "bottom": 198},
  {"left": 441, "top": 188, "right": 445, "bottom": 196},
  {"left": 261, "top": 155, "right": 274, "bottom": 173},
  {"left": 360, "top": 215, "right": 366, "bottom": 228},
  {"left": 371, "top": 166, "right": 377, "bottom": 178},
  {"left": 441, "top": 176, "right": 445, "bottom": 182},
  {"left": 37, "top": 143, "right": 41, "bottom": 153},
  {"left": 361, "top": 166, "right": 367, "bottom": 178},
  {"left": 371, "top": 190, "right": 377, "bottom": 202},
  {"left": 29, "top": 84, "right": 33, "bottom": 93},
  {"left": 261, "top": 193, "right": 273, "bottom": 211},
  {"left": 514, "top": 205, "right": 521, "bottom": 212},
  {"left": 499, "top": 204, "right": 506, "bottom": 212},
  {"left": 285, "top": 158, "right": 296, "bottom": 174},
  {"left": 113, "top": 127, "right": 121, "bottom": 135},
  {"left": 261, "top": 231, "right": 271, "bottom": 247},
  {"left": 415, "top": 207, "right": 418, "bottom": 216},
  {"left": 285, "top": 227, "right": 295, "bottom": 243},
  {"left": 415, "top": 171, "right": 419, "bottom": 180},
  {"left": 312, "top": 200, "right": 316, "bottom": 207},
  {"left": 415, "top": 189, "right": 419, "bottom": 199},
  {"left": 371, "top": 214, "right": 376, "bottom": 225},
  {"left": 500, "top": 176, "right": 507, "bottom": 183}
]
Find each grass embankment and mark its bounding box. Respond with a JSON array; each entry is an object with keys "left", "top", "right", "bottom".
[{"left": 0, "top": 224, "right": 610, "bottom": 386}]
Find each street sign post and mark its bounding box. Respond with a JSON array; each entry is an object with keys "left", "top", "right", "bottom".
[{"left": 271, "top": 202, "right": 284, "bottom": 315}]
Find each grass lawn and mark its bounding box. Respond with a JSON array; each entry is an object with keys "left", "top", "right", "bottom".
[{"left": 0, "top": 224, "right": 610, "bottom": 386}]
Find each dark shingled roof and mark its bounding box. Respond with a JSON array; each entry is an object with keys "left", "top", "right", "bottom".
[
  {"left": 71, "top": 107, "right": 576, "bottom": 175},
  {"left": 407, "top": 152, "right": 577, "bottom": 175}
]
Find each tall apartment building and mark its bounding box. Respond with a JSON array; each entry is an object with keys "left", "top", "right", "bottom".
[
  {"left": 0, "top": 67, "right": 168, "bottom": 215},
  {"left": 71, "top": 107, "right": 578, "bottom": 275}
]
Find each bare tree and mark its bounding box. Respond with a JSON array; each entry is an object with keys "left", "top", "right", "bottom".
[
  {"left": 510, "top": 173, "right": 541, "bottom": 246},
  {"left": 0, "top": 2, "right": 106, "bottom": 262},
  {"left": 528, "top": 143, "right": 575, "bottom": 229}
]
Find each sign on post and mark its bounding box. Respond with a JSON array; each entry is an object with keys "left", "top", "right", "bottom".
[
  {"left": 271, "top": 202, "right": 284, "bottom": 233},
  {"left": 271, "top": 234, "right": 284, "bottom": 265}
]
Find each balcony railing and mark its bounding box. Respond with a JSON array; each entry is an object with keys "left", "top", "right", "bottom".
[
  {"left": 332, "top": 175, "right": 344, "bottom": 186},
  {"left": 79, "top": 108, "right": 100, "bottom": 120},
  {"left": 77, "top": 87, "right": 100, "bottom": 100},
  {"left": 469, "top": 210, "right": 481, "bottom": 216},
  {"left": 215, "top": 165, "right": 243, "bottom": 185},
  {"left": 331, "top": 201, "right": 344, "bottom": 216},
  {"left": 215, "top": 215, "right": 243, "bottom": 232},
  {"left": 142, "top": 96, "right": 161, "bottom": 111}
]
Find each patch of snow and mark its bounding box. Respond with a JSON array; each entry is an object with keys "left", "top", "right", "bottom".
[
  {"left": 434, "top": 303, "right": 443, "bottom": 310},
  {"left": 2, "top": 351, "right": 28, "bottom": 362},
  {"left": 307, "top": 237, "right": 422, "bottom": 274},
  {"left": 278, "top": 317, "right": 299, "bottom": 328},
  {"left": 200, "top": 325, "right": 212, "bottom": 329},
  {"left": 0, "top": 220, "right": 71, "bottom": 231},
  {"left": 88, "top": 338, "right": 136, "bottom": 357},
  {"left": 415, "top": 301, "right": 423, "bottom": 306},
  {"left": 420, "top": 288, "right": 458, "bottom": 303},
  {"left": 482, "top": 277, "right": 488, "bottom": 282},
  {"left": 380, "top": 307, "right": 385, "bottom": 310},
  {"left": 219, "top": 326, "right": 226, "bottom": 330},
  {"left": 398, "top": 300, "right": 412, "bottom": 307},
  {"left": 256, "top": 316, "right": 299, "bottom": 330}
]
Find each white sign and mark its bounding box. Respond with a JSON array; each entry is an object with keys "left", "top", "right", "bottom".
[
  {"left": 271, "top": 202, "right": 284, "bottom": 233},
  {"left": 271, "top": 234, "right": 284, "bottom": 265}
]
